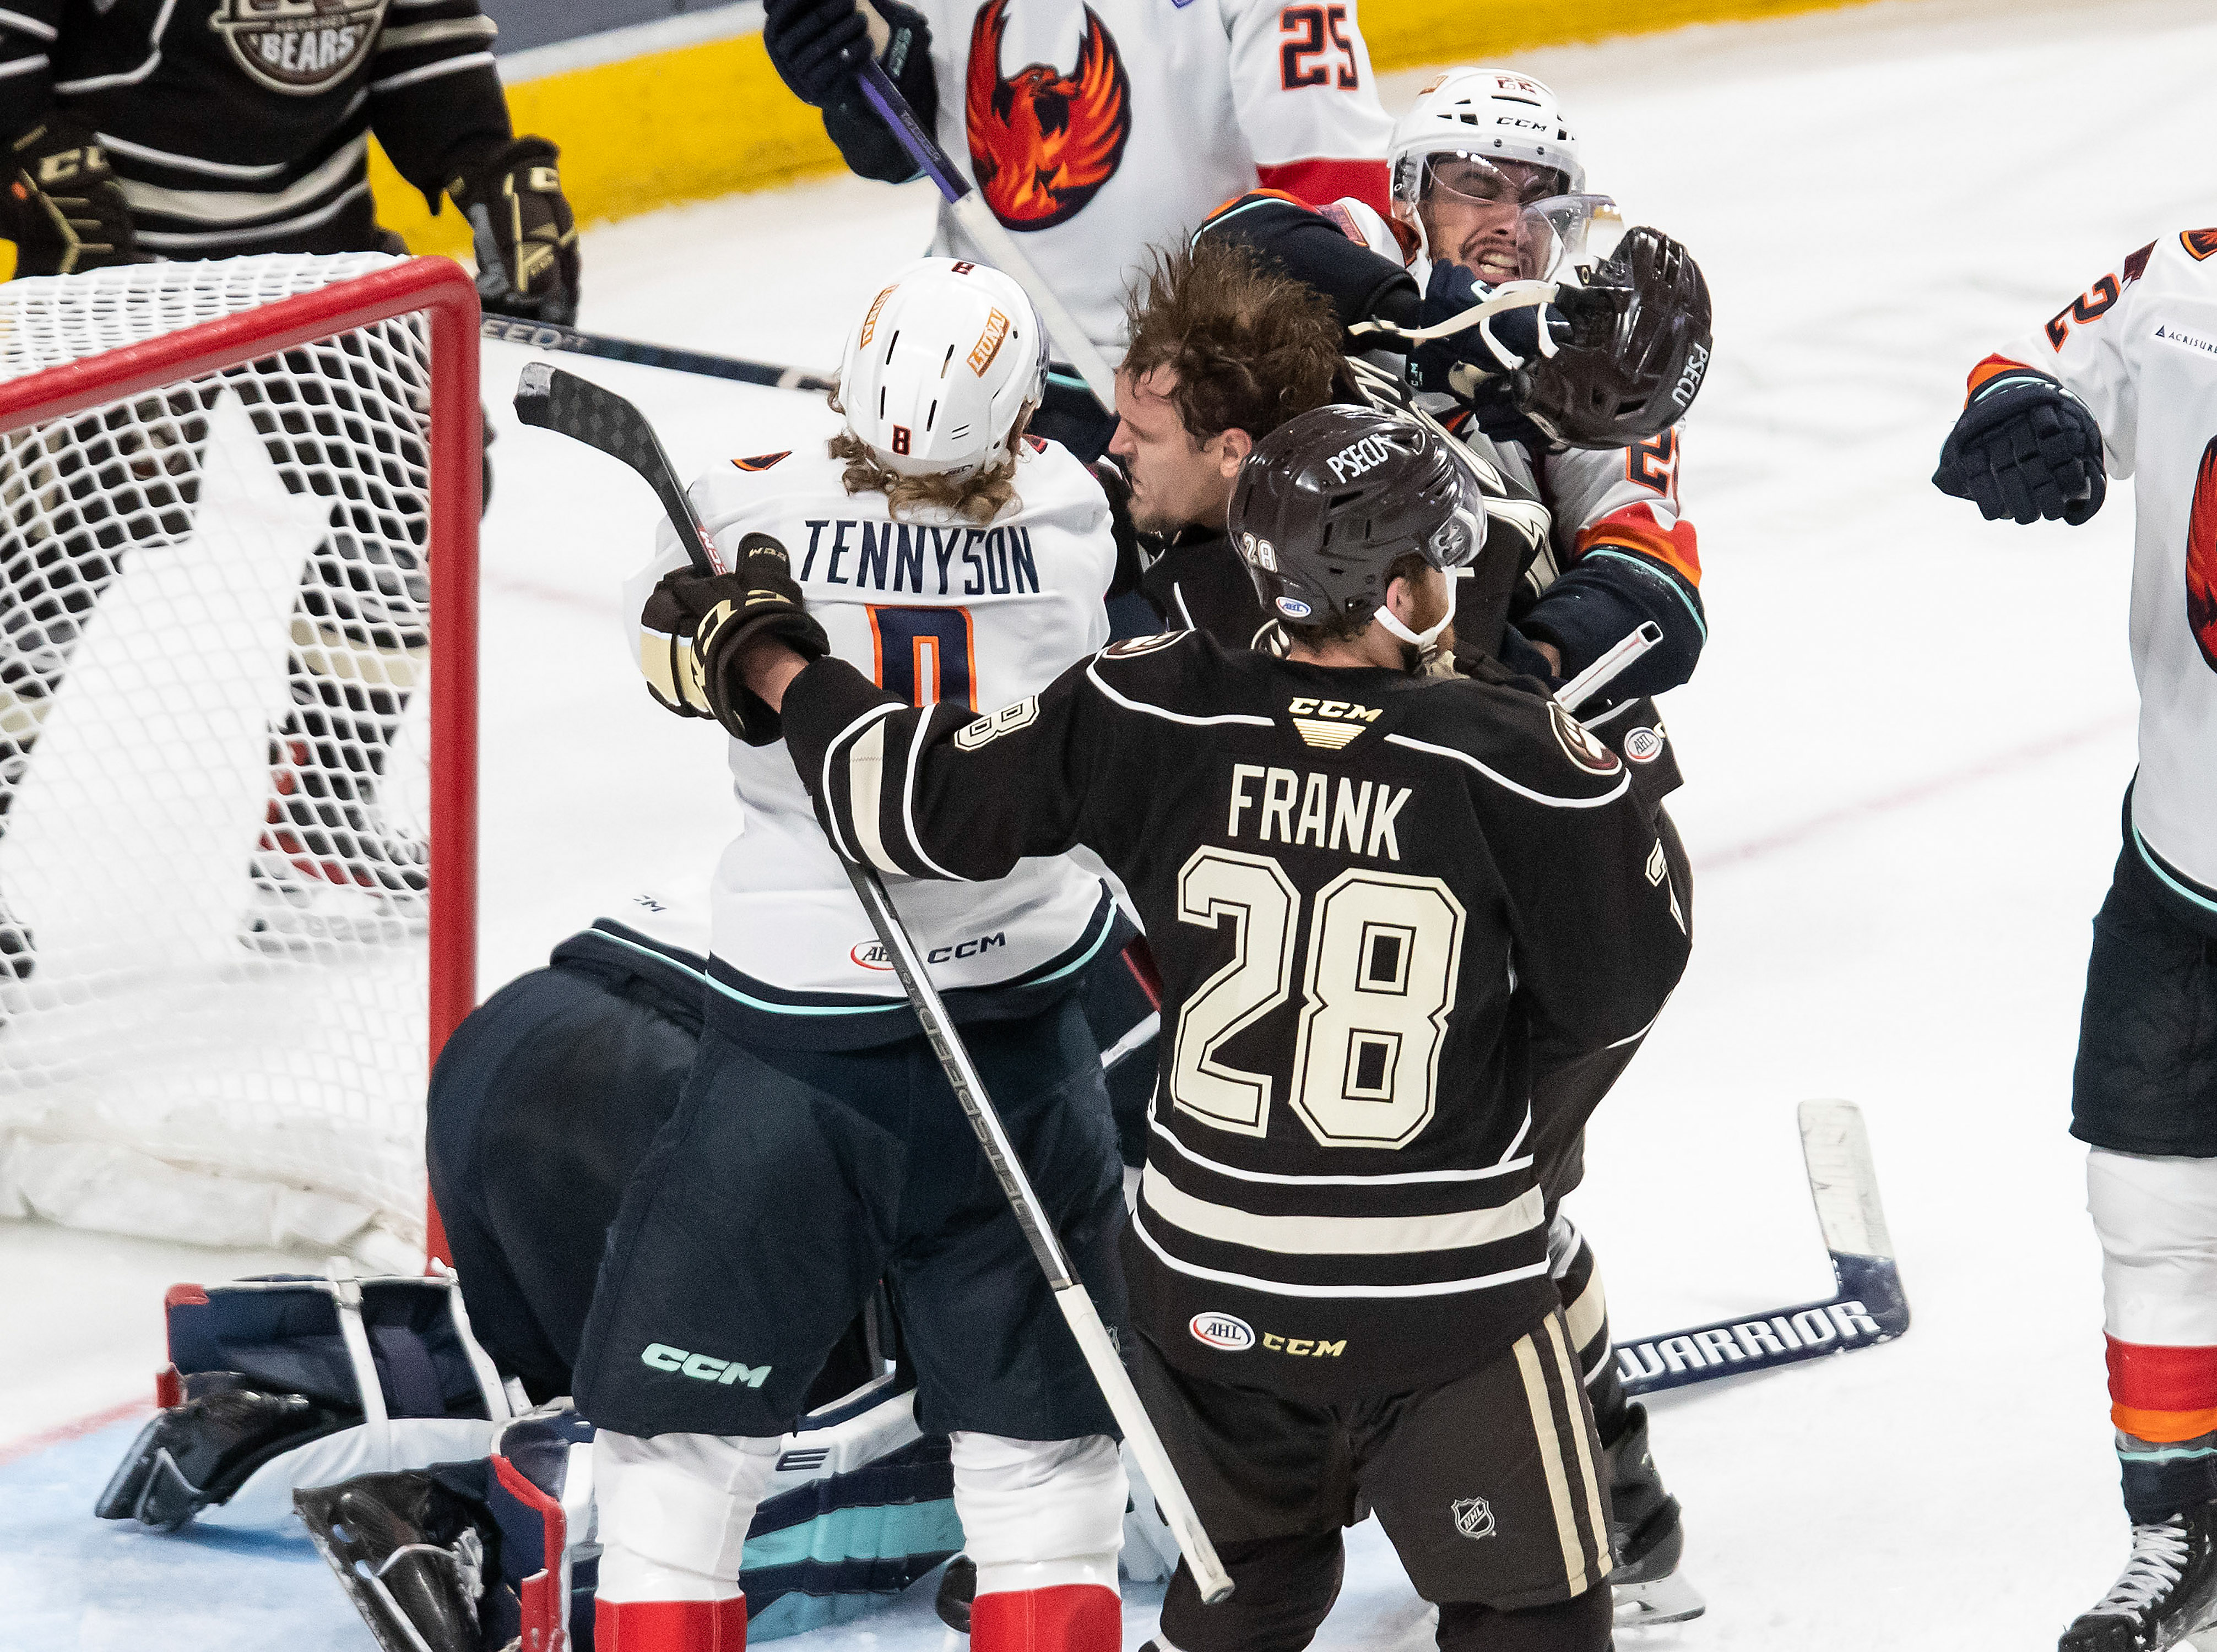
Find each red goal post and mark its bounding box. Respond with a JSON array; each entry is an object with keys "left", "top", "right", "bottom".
[{"left": 0, "top": 256, "right": 480, "bottom": 1269}]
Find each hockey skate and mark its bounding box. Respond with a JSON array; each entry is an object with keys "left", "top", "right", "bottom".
[
  {"left": 1607, "top": 1403, "right": 1705, "bottom": 1628},
  {"left": 296, "top": 1470, "right": 485, "bottom": 1652},
  {"left": 242, "top": 733, "right": 427, "bottom": 953},
  {"left": 2061, "top": 1503, "right": 2217, "bottom": 1652}
]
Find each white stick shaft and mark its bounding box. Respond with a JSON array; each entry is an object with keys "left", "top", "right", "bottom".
[
  {"left": 1054, "top": 1287, "right": 1234, "bottom": 1604},
  {"left": 950, "top": 195, "right": 1121, "bottom": 412},
  {"left": 1554, "top": 621, "right": 1662, "bottom": 713}
]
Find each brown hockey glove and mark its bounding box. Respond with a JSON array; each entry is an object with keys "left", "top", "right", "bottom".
[
  {"left": 4, "top": 117, "right": 143, "bottom": 275},
  {"left": 637, "top": 534, "right": 830, "bottom": 745},
  {"left": 448, "top": 136, "right": 579, "bottom": 326}
]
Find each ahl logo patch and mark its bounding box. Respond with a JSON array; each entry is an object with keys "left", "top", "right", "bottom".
[
  {"left": 850, "top": 939, "right": 893, "bottom": 971},
  {"left": 1452, "top": 1497, "right": 1497, "bottom": 1540},
  {"left": 1623, "top": 725, "right": 1666, "bottom": 763},
  {"left": 1189, "top": 1312, "right": 1254, "bottom": 1351},
  {"left": 209, "top": 0, "right": 389, "bottom": 96}
]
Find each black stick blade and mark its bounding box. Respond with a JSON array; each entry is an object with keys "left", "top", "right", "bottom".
[{"left": 512, "top": 362, "right": 720, "bottom": 574}]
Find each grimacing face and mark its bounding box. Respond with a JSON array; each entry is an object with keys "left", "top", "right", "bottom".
[
  {"left": 1107, "top": 367, "right": 1250, "bottom": 535},
  {"left": 1418, "top": 155, "right": 1565, "bottom": 284}
]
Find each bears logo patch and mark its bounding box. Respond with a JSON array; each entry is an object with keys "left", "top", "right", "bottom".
[{"left": 210, "top": 0, "right": 389, "bottom": 96}]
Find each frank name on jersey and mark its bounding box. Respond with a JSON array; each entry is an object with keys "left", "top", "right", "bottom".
[{"left": 780, "top": 631, "right": 1691, "bottom": 1394}]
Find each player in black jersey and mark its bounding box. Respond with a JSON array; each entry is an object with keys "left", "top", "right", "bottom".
[
  {"left": 702, "top": 404, "right": 1690, "bottom": 1650},
  {"left": 1103, "top": 218, "right": 1706, "bottom": 1626}
]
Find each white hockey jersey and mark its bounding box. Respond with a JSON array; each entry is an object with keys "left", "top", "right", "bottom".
[
  {"left": 625, "top": 438, "right": 1119, "bottom": 1036},
  {"left": 910, "top": 0, "right": 1392, "bottom": 361},
  {"left": 1978, "top": 229, "right": 2217, "bottom": 899}
]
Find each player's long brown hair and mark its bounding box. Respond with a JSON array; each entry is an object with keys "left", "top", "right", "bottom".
[
  {"left": 1120, "top": 238, "right": 1342, "bottom": 443},
  {"left": 823, "top": 393, "right": 1024, "bottom": 525}
]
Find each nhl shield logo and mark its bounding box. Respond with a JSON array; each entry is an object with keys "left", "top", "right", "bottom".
[
  {"left": 211, "top": 0, "right": 391, "bottom": 96},
  {"left": 1451, "top": 1496, "right": 1497, "bottom": 1541}
]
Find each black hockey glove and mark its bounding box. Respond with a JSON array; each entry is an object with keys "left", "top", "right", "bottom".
[
  {"left": 1932, "top": 369, "right": 2106, "bottom": 525},
  {"left": 763, "top": 0, "right": 873, "bottom": 105},
  {"left": 3, "top": 116, "right": 142, "bottom": 275},
  {"left": 448, "top": 137, "right": 580, "bottom": 327},
  {"left": 638, "top": 534, "right": 831, "bottom": 745},
  {"left": 1407, "top": 262, "right": 1570, "bottom": 403}
]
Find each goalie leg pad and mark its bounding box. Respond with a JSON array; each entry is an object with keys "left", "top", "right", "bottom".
[{"left": 594, "top": 1430, "right": 781, "bottom": 1602}]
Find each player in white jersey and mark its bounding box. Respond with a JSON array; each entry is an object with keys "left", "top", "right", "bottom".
[
  {"left": 568, "top": 260, "right": 1134, "bottom": 1652},
  {"left": 759, "top": 0, "right": 1393, "bottom": 458},
  {"left": 1936, "top": 230, "right": 2217, "bottom": 1652}
]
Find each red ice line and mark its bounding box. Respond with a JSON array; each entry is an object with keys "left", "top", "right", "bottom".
[
  {"left": 0, "top": 1395, "right": 153, "bottom": 1469},
  {"left": 1695, "top": 711, "right": 2135, "bottom": 872}
]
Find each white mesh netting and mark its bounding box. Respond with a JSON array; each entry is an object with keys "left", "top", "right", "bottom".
[{"left": 0, "top": 254, "right": 458, "bottom": 1270}]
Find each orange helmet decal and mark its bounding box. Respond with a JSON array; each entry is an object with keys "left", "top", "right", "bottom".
[{"left": 966, "top": 0, "right": 1133, "bottom": 232}]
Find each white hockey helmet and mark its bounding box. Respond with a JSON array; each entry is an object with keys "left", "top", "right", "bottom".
[
  {"left": 1390, "top": 69, "right": 1586, "bottom": 260},
  {"left": 838, "top": 258, "right": 1048, "bottom": 479}
]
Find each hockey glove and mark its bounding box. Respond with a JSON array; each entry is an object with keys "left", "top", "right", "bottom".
[
  {"left": 763, "top": 0, "right": 874, "bottom": 105},
  {"left": 449, "top": 137, "right": 580, "bottom": 327},
  {"left": 638, "top": 534, "right": 830, "bottom": 745},
  {"left": 1933, "top": 370, "right": 2106, "bottom": 525},
  {"left": 1406, "top": 262, "right": 1569, "bottom": 403},
  {"left": 3, "top": 116, "right": 142, "bottom": 275}
]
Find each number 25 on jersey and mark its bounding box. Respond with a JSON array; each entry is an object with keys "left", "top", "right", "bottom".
[{"left": 1170, "top": 846, "right": 1465, "bottom": 1151}]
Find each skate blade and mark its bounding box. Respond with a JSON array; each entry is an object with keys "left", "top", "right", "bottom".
[{"left": 1614, "top": 1569, "right": 1706, "bottom": 1627}]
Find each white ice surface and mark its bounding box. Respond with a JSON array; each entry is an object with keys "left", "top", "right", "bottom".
[{"left": 8, "top": 0, "right": 2217, "bottom": 1643}]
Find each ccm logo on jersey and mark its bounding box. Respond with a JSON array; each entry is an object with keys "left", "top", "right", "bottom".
[
  {"left": 641, "top": 1343, "right": 772, "bottom": 1387},
  {"left": 1287, "top": 697, "right": 1380, "bottom": 751},
  {"left": 1187, "top": 1313, "right": 1346, "bottom": 1357},
  {"left": 852, "top": 934, "right": 1006, "bottom": 970}
]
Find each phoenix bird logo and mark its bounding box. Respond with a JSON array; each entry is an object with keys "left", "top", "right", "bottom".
[
  {"left": 2188, "top": 437, "right": 2217, "bottom": 673},
  {"left": 966, "top": 0, "right": 1132, "bottom": 232}
]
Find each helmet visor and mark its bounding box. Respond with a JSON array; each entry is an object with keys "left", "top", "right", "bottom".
[
  {"left": 1415, "top": 155, "right": 1579, "bottom": 283},
  {"left": 1518, "top": 194, "right": 1625, "bottom": 284}
]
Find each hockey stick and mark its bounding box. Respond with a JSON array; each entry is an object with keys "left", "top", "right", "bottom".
[
  {"left": 482, "top": 316, "right": 836, "bottom": 392},
  {"left": 847, "top": 13, "right": 1119, "bottom": 415},
  {"left": 514, "top": 360, "right": 1235, "bottom": 1606},
  {"left": 1613, "top": 1100, "right": 1910, "bottom": 1398}
]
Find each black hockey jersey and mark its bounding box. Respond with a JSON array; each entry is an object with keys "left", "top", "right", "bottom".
[
  {"left": 0, "top": 0, "right": 508, "bottom": 257},
  {"left": 781, "top": 632, "right": 1689, "bottom": 1396}
]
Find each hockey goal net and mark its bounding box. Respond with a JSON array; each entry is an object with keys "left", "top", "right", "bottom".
[{"left": 0, "top": 255, "right": 478, "bottom": 1271}]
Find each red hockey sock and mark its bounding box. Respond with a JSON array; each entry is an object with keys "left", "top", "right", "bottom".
[
  {"left": 969, "top": 1583, "right": 1121, "bottom": 1652},
  {"left": 594, "top": 1596, "right": 748, "bottom": 1652}
]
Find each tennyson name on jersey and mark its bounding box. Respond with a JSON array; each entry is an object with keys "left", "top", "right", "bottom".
[
  {"left": 797, "top": 519, "right": 1042, "bottom": 598},
  {"left": 1227, "top": 764, "right": 1412, "bottom": 861}
]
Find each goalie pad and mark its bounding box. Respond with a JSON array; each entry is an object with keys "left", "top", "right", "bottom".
[
  {"left": 305, "top": 1376, "right": 964, "bottom": 1649},
  {"left": 96, "top": 1269, "right": 516, "bottom": 1531}
]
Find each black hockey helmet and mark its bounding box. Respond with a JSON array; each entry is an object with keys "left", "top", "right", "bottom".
[
  {"left": 1228, "top": 404, "right": 1486, "bottom": 630},
  {"left": 1517, "top": 226, "right": 1711, "bottom": 449}
]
